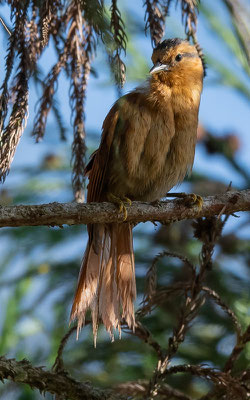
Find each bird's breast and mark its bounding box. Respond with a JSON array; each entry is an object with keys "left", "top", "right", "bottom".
[{"left": 106, "top": 95, "right": 199, "bottom": 202}]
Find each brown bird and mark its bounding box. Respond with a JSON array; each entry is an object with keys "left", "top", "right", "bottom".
[{"left": 70, "top": 38, "right": 204, "bottom": 343}]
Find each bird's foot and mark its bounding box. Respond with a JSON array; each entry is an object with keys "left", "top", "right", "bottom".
[
  {"left": 107, "top": 193, "right": 132, "bottom": 221},
  {"left": 166, "top": 192, "right": 203, "bottom": 210}
]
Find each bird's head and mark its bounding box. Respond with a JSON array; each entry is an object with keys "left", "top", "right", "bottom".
[{"left": 150, "top": 38, "right": 204, "bottom": 86}]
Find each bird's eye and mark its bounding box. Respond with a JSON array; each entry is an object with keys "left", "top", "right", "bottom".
[
  {"left": 175, "top": 54, "right": 182, "bottom": 62},
  {"left": 157, "top": 59, "right": 162, "bottom": 65}
]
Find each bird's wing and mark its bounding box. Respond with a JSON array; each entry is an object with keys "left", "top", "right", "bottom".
[
  {"left": 84, "top": 150, "right": 98, "bottom": 178},
  {"left": 87, "top": 104, "right": 119, "bottom": 203},
  {"left": 87, "top": 89, "right": 175, "bottom": 202},
  {"left": 86, "top": 92, "right": 146, "bottom": 203}
]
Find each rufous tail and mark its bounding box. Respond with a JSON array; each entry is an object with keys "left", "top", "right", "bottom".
[{"left": 70, "top": 223, "right": 136, "bottom": 344}]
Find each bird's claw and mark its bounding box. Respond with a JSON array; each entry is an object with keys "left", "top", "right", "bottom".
[
  {"left": 183, "top": 193, "right": 203, "bottom": 209},
  {"left": 118, "top": 202, "right": 128, "bottom": 221},
  {"left": 107, "top": 193, "right": 132, "bottom": 221},
  {"left": 166, "top": 192, "right": 203, "bottom": 210}
]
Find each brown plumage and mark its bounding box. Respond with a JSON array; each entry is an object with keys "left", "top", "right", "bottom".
[{"left": 70, "top": 38, "right": 204, "bottom": 343}]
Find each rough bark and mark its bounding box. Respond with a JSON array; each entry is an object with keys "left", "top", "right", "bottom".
[
  {"left": 0, "top": 189, "right": 249, "bottom": 228},
  {"left": 0, "top": 356, "right": 122, "bottom": 400}
]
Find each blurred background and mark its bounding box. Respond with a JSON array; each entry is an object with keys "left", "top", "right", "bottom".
[{"left": 0, "top": 0, "right": 249, "bottom": 399}]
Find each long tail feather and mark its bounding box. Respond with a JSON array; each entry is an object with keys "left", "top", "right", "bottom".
[
  {"left": 117, "top": 224, "right": 136, "bottom": 329},
  {"left": 70, "top": 223, "right": 136, "bottom": 343}
]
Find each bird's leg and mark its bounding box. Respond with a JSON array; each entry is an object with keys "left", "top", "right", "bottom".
[
  {"left": 166, "top": 192, "right": 203, "bottom": 209},
  {"left": 107, "top": 193, "right": 132, "bottom": 221}
]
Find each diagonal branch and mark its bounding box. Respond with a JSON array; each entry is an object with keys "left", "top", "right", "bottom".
[
  {"left": 0, "top": 189, "right": 249, "bottom": 228},
  {"left": 0, "top": 356, "right": 123, "bottom": 400}
]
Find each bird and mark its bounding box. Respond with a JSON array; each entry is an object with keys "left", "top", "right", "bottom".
[{"left": 70, "top": 38, "right": 204, "bottom": 344}]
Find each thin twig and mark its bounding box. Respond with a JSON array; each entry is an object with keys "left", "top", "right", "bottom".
[
  {"left": 144, "top": 250, "right": 195, "bottom": 303},
  {"left": 202, "top": 286, "right": 242, "bottom": 338},
  {"left": 52, "top": 325, "right": 78, "bottom": 373},
  {"left": 115, "top": 379, "right": 193, "bottom": 400},
  {"left": 224, "top": 325, "right": 250, "bottom": 374},
  {"left": 122, "top": 320, "right": 164, "bottom": 360},
  {"left": 164, "top": 364, "right": 247, "bottom": 399}
]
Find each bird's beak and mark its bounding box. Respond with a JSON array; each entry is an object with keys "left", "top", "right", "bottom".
[{"left": 149, "top": 62, "right": 169, "bottom": 75}]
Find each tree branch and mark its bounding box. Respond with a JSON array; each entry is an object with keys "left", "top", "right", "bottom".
[
  {"left": 0, "top": 190, "right": 249, "bottom": 228},
  {"left": 0, "top": 356, "right": 122, "bottom": 400}
]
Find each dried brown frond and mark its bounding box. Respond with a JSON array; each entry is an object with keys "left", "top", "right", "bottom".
[
  {"left": 39, "top": 0, "right": 63, "bottom": 49},
  {"left": 28, "top": 6, "right": 41, "bottom": 65},
  {"left": 0, "top": 3, "right": 30, "bottom": 182},
  {"left": 109, "top": 0, "right": 127, "bottom": 87},
  {"left": 224, "top": 325, "right": 250, "bottom": 374},
  {"left": 146, "top": 215, "right": 228, "bottom": 398},
  {"left": 0, "top": 37, "right": 15, "bottom": 137},
  {"left": 40, "top": 1, "right": 52, "bottom": 48},
  {"left": 0, "top": 2, "right": 24, "bottom": 140},
  {"left": 144, "top": 0, "right": 170, "bottom": 46},
  {"left": 115, "top": 379, "right": 192, "bottom": 399},
  {"left": 143, "top": 0, "right": 206, "bottom": 75},
  {"left": 193, "top": 216, "right": 223, "bottom": 273},
  {"left": 68, "top": 4, "right": 95, "bottom": 202},
  {"left": 202, "top": 286, "right": 242, "bottom": 338},
  {"left": 179, "top": 0, "right": 198, "bottom": 39},
  {"left": 144, "top": 250, "right": 195, "bottom": 304},
  {"left": 33, "top": 2, "right": 95, "bottom": 201},
  {"left": 160, "top": 292, "right": 205, "bottom": 368},
  {"left": 32, "top": 66, "right": 67, "bottom": 142},
  {"left": 32, "top": 49, "right": 68, "bottom": 142},
  {"left": 175, "top": 1, "right": 207, "bottom": 75},
  {"left": 165, "top": 364, "right": 248, "bottom": 399},
  {"left": 190, "top": 32, "right": 207, "bottom": 76},
  {"left": 137, "top": 283, "right": 188, "bottom": 318},
  {"left": 51, "top": 100, "right": 67, "bottom": 141},
  {"left": 147, "top": 289, "right": 206, "bottom": 397},
  {"left": 0, "top": 1, "right": 95, "bottom": 190},
  {"left": 182, "top": 287, "right": 247, "bottom": 398},
  {"left": 0, "top": 1, "right": 66, "bottom": 181},
  {"left": 32, "top": 1, "right": 73, "bottom": 143}
]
